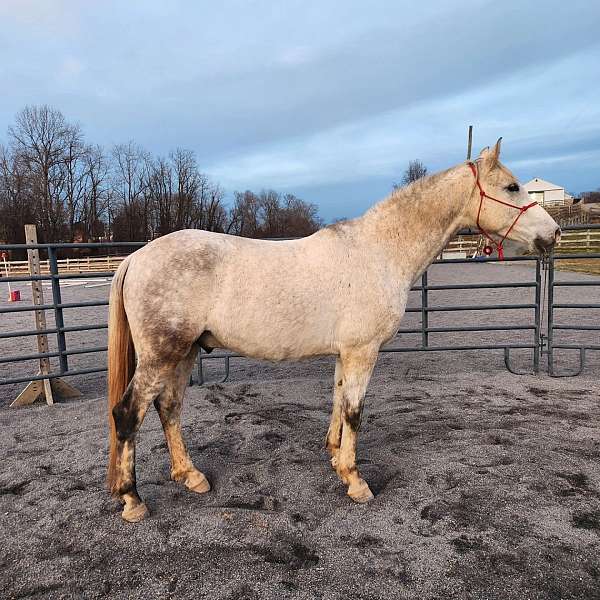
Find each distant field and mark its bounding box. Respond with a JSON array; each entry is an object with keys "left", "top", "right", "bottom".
[
  {"left": 555, "top": 258, "right": 600, "bottom": 275},
  {"left": 555, "top": 246, "right": 600, "bottom": 275}
]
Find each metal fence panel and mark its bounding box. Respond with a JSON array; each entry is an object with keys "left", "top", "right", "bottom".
[{"left": 1, "top": 225, "right": 599, "bottom": 392}]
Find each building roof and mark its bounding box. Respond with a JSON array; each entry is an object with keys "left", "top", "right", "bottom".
[{"left": 523, "top": 178, "right": 564, "bottom": 192}]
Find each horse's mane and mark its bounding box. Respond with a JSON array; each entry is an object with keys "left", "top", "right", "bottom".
[{"left": 324, "top": 163, "right": 464, "bottom": 234}]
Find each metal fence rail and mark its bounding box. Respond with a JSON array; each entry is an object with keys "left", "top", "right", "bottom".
[
  {"left": 1, "top": 225, "right": 599, "bottom": 394},
  {"left": 547, "top": 251, "right": 600, "bottom": 377},
  {"left": 0, "top": 242, "right": 143, "bottom": 389}
]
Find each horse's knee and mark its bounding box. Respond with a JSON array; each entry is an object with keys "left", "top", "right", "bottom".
[
  {"left": 345, "top": 406, "right": 362, "bottom": 432},
  {"left": 343, "top": 396, "right": 364, "bottom": 432}
]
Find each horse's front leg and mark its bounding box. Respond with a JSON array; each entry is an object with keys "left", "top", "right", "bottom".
[
  {"left": 334, "top": 345, "right": 378, "bottom": 503},
  {"left": 325, "top": 357, "right": 344, "bottom": 467}
]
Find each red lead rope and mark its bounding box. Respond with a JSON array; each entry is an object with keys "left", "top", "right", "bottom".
[{"left": 468, "top": 162, "right": 538, "bottom": 260}]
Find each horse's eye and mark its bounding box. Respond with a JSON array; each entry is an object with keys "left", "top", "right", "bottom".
[{"left": 506, "top": 183, "right": 520, "bottom": 193}]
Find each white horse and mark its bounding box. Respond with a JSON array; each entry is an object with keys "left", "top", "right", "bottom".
[{"left": 106, "top": 140, "right": 560, "bottom": 522}]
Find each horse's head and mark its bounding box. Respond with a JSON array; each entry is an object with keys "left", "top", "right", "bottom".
[{"left": 469, "top": 139, "right": 561, "bottom": 255}]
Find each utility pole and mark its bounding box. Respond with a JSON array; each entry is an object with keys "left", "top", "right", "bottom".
[{"left": 467, "top": 125, "right": 473, "bottom": 160}]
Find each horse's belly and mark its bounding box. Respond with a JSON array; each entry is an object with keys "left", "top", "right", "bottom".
[{"left": 208, "top": 308, "right": 335, "bottom": 361}]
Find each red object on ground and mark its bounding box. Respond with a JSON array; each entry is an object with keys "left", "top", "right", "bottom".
[{"left": 9, "top": 290, "right": 20, "bottom": 302}]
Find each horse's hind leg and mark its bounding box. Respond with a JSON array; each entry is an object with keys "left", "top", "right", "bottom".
[
  {"left": 325, "top": 357, "right": 344, "bottom": 467},
  {"left": 154, "top": 345, "right": 210, "bottom": 494},
  {"left": 112, "top": 363, "right": 168, "bottom": 522},
  {"left": 334, "top": 346, "right": 378, "bottom": 503}
]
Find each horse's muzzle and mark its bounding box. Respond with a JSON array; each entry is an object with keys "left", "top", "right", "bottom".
[{"left": 534, "top": 227, "right": 561, "bottom": 254}]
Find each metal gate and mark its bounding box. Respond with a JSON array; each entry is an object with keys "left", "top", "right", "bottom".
[{"left": 546, "top": 226, "right": 600, "bottom": 376}]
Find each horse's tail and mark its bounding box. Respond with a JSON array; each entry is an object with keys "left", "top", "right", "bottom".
[{"left": 107, "top": 257, "right": 135, "bottom": 494}]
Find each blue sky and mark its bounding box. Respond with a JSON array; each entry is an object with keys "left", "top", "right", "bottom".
[{"left": 1, "top": 0, "right": 599, "bottom": 222}]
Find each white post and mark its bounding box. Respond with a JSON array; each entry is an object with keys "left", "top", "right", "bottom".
[{"left": 2, "top": 252, "right": 12, "bottom": 299}]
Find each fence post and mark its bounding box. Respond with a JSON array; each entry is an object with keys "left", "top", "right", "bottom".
[
  {"left": 10, "top": 226, "right": 81, "bottom": 407},
  {"left": 12, "top": 225, "right": 54, "bottom": 405},
  {"left": 2, "top": 252, "right": 12, "bottom": 299},
  {"left": 421, "top": 270, "right": 429, "bottom": 348},
  {"left": 533, "top": 257, "right": 542, "bottom": 373},
  {"left": 546, "top": 251, "right": 555, "bottom": 375},
  {"left": 48, "top": 246, "right": 69, "bottom": 374}
]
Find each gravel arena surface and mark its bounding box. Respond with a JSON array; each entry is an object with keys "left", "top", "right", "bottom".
[{"left": 1, "top": 261, "right": 599, "bottom": 599}]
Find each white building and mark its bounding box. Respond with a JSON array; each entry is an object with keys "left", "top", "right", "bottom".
[{"left": 523, "top": 178, "right": 573, "bottom": 207}]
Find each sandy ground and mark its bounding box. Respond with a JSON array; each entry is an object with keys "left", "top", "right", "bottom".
[
  {"left": 1, "top": 261, "right": 600, "bottom": 599},
  {"left": 2, "top": 362, "right": 600, "bottom": 599}
]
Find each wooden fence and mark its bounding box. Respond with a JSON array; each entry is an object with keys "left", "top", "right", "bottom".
[
  {"left": 445, "top": 229, "right": 600, "bottom": 257},
  {"left": 1, "top": 255, "right": 126, "bottom": 276},
  {"left": 554, "top": 229, "right": 600, "bottom": 251},
  {"left": 545, "top": 203, "right": 590, "bottom": 226}
]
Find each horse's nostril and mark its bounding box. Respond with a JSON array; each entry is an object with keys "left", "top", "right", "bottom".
[
  {"left": 554, "top": 227, "right": 562, "bottom": 243},
  {"left": 534, "top": 233, "right": 558, "bottom": 254}
]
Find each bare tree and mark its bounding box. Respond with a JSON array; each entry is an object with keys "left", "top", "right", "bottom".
[
  {"left": 62, "top": 131, "right": 89, "bottom": 239},
  {"left": 146, "top": 155, "right": 173, "bottom": 236},
  {"left": 259, "top": 189, "right": 283, "bottom": 237},
  {"left": 81, "top": 144, "right": 110, "bottom": 240},
  {"left": 172, "top": 149, "right": 226, "bottom": 232},
  {"left": 0, "top": 144, "right": 37, "bottom": 243},
  {"left": 201, "top": 181, "right": 227, "bottom": 232},
  {"left": 394, "top": 159, "right": 428, "bottom": 189},
  {"left": 582, "top": 189, "right": 600, "bottom": 204},
  {"left": 171, "top": 148, "right": 199, "bottom": 230},
  {"left": 0, "top": 105, "right": 325, "bottom": 244},
  {"left": 110, "top": 142, "right": 150, "bottom": 241},
  {"left": 145, "top": 149, "right": 227, "bottom": 236},
  {"left": 281, "top": 193, "right": 323, "bottom": 236},
  {"left": 226, "top": 189, "right": 322, "bottom": 238},
  {"left": 227, "top": 191, "right": 261, "bottom": 236},
  {"left": 7, "top": 105, "right": 83, "bottom": 241}
]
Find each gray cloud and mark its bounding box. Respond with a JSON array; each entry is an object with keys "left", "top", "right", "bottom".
[{"left": 0, "top": 0, "right": 599, "bottom": 220}]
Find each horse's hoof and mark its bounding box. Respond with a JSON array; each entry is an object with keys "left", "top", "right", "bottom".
[
  {"left": 122, "top": 502, "right": 149, "bottom": 523},
  {"left": 184, "top": 471, "right": 211, "bottom": 494},
  {"left": 348, "top": 480, "right": 374, "bottom": 504}
]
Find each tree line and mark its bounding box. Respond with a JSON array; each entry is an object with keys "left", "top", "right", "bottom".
[{"left": 0, "top": 105, "right": 323, "bottom": 245}]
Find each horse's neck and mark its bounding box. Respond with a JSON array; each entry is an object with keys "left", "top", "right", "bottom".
[{"left": 360, "top": 165, "right": 472, "bottom": 282}]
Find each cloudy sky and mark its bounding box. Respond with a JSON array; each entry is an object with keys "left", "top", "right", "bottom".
[{"left": 1, "top": 0, "right": 599, "bottom": 221}]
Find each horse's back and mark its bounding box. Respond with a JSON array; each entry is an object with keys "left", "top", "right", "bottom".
[{"left": 121, "top": 229, "right": 336, "bottom": 357}]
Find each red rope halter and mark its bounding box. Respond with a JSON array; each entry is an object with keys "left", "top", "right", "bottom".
[{"left": 468, "top": 162, "right": 538, "bottom": 260}]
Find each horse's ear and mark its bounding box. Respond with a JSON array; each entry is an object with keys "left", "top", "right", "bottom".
[
  {"left": 492, "top": 137, "right": 502, "bottom": 162},
  {"left": 478, "top": 139, "right": 502, "bottom": 169}
]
